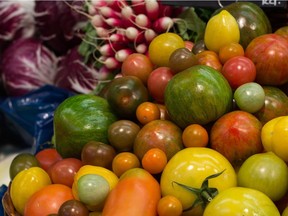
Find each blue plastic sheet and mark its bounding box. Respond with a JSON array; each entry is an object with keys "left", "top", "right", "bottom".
[{"left": 0, "top": 85, "right": 75, "bottom": 154}]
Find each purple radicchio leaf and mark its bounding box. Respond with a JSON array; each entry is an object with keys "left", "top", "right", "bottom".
[{"left": 0, "top": 38, "right": 58, "bottom": 96}]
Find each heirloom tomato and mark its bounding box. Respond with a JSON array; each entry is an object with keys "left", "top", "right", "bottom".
[
  {"left": 160, "top": 147, "right": 237, "bottom": 216},
  {"left": 261, "top": 116, "right": 288, "bottom": 162},
  {"left": 203, "top": 187, "right": 280, "bottom": 216}
]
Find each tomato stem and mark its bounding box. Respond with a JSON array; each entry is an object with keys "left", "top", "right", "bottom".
[{"left": 172, "top": 169, "right": 225, "bottom": 211}]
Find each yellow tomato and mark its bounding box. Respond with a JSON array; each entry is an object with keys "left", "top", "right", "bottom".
[
  {"left": 10, "top": 167, "right": 51, "bottom": 215},
  {"left": 261, "top": 116, "right": 288, "bottom": 162},
  {"left": 160, "top": 147, "right": 237, "bottom": 215},
  {"left": 72, "top": 165, "right": 119, "bottom": 200},
  {"left": 204, "top": 10, "right": 240, "bottom": 53},
  {"left": 148, "top": 32, "right": 185, "bottom": 67},
  {"left": 282, "top": 206, "right": 288, "bottom": 216}
]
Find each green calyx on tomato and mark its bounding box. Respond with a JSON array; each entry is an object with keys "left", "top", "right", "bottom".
[{"left": 173, "top": 170, "right": 225, "bottom": 211}]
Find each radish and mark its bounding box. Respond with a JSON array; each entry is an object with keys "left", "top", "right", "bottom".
[
  {"left": 145, "top": 0, "right": 159, "bottom": 21},
  {"left": 135, "top": 43, "right": 147, "bottom": 54},
  {"left": 115, "top": 48, "right": 134, "bottom": 62},
  {"left": 98, "top": 6, "right": 121, "bottom": 19},
  {"left": 131, "top": 0, "right": 146, "bottom": 15},
  {"left": 153, "top": 16, "right": 174, "bottom": 33},
  {"left": 144, "top": 29, "right": 157, "bottom": 42},
  {"left": 135, "top": 13, "right": 151, "bottom": 28}
]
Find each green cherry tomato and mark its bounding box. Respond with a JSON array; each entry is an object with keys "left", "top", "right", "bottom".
[
  {"left": 203, "top": 187, "right": 280, "bottom": 216},
  {"left": 234, "top": 82, "right": 265, "bottom": 113}
]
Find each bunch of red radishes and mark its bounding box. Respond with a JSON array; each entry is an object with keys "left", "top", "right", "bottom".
[{"left": 81, "top": 0, "right": 184, "bottom": 71}]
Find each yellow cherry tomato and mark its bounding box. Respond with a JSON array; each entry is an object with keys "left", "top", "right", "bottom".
[
  {"left": 10, "top": 167, "right": 51, "bottom": 215},
  {"left": 148, "top": 32, "right": 185, "bottom": 67},
  {"left": 261, "top": 116, "right": 288, "bottom": 162},
  {"left": 204, "top": 10, "right": 240, "bottom": 53}
]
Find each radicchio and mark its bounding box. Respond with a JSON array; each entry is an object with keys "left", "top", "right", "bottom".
[
  {"left": 34, "top": 0, "right": 87, "bottom": 55},
  {"left": 54, "top": 46, "right": 110, "bottom": 94},
  {"left": 0, "top": 0, "right": 35, "bottom": 45},
  {"left": 0, "top": 38, "right": 58, "bottom": 96}
]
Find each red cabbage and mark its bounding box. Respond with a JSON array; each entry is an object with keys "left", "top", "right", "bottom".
[
  {"left": 0, "top": 38, "right": 58, "bottom": 96},
  {"left": 0, "top": 0, "right": 35, "bottom": 45},
  {"left": 34, "top": 0, "right": 87, "bottom": 55},
  {"left": 54, "top": 46, "right": 110, "bottom": 94}
]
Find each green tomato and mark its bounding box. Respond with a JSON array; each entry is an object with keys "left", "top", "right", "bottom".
[
  {"left": 237, "top": 151, "right": 288, "bottom": 201},
  {"left": 203, "top": 187, "right": 280, "bottom": 216},
  {"left": 77, "top": 174, "right": 110, "bottom": 210},
  {"left": 234, "top": 82, "right": 265, "bottom": 113},
  {"left": 160, "top": 147, "right": 237, "bottom": 215}
]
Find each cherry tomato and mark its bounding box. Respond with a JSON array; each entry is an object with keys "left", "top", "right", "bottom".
[
  {"left": 121, "top": 53, "right": 153, "bottom": 85},
  {"left": 58, "top": 199, "right": 89, "bottom": 216},
  {"left": 147, "top": 67, "right": 174, "bottom": 103},
  {"left": 196, "top": 50, "right": 222, "bottom": 71},
  {"left": 9, "top": 152, "right": 39, "bottom": 180},
  {"left": 24, "top": 184, "right": 74, "bottom": 216},
  {"left": 221, "top": 56, "right": 256, "bottom": 90},
  {"left": 182, "top": 124, "right": 209, "bottom": 148},
  {"left": 157, "top": 195, "right": 183, "bottom": 216},
  {"left": 35, "top": 148, "right": 62, "bottom": 172},
  {"left": 203, "top": 187, "right": 280, "bottom": 216},
  {"left": 141, "top": 148, "right": 167, "bottom": 174},
  {"left": 136, "top": 101, "right": 161, "bottom": 125},
  {"left": 112, "top": 152, "right": 141, "bottom": 177},
  {"left": 49, "top": 158, "right": 82, "bottom": 187},
  {"left": 169, "top": 48, "right": 198, "bottom": 74},
  {"left": 218, "top": 42, "right": 244, "bottom": 64},
  {"left": 149, "top": 32, "right": 185, "bottom": 67}
]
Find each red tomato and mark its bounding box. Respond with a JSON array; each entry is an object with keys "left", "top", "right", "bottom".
[
  {"left": 49, "top": 158, "right": 83, "bottom": 187},
  {"left": 35, "top": 148, "right": 62, "bottom": 172},
  {"left": 221, "top": 56, "right": 256, "bottom": 90},
  {"left": 121, "top": 53, "right": 154, "bottom": 85},
  {"left": 24, "top": 184, "right": 74, "bottom": 216},
  {"left": 147, "top": 67, "right": 174, "bottom": 103}
]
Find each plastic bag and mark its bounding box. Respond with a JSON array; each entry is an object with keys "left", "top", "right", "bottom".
[{"left": 0, "top": 85, "right": 75, "bottom": 154}]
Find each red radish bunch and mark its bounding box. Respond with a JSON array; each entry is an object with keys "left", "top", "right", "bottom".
[{"left": 78, "top": 0, "right": 184, "bottom": 72}]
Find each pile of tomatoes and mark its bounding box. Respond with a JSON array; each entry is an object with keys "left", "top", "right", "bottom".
[{"left": 4, "top": 5, "right": 288, "bottom": 216}]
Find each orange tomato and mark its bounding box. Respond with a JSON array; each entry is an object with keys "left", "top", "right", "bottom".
[
  {"left": 157, "top": 195, "right": 183, "bottom": 216},
  {"left": 182, "top": 124, "right": 209, "bottom": 148},
  {"left": 142, "top": 148, "right": 167, "bottom": 174},
  {"left": 112, "top": 152, "right": 141, "bottom": 177},
  {"left": 219, "top": 42, "right": 244, "bottom": 64},
  {"left": 24, "top": 184, "right": 74, "bottom": 216},
  {"left": 102, "top": 168, "right": 161, "bottom": 216},
  {"left": 196, "top": 50, "right": 222, "bottom": 71},
  {"left": 136, "top": 101, "right": 161, "bottom": 125}
]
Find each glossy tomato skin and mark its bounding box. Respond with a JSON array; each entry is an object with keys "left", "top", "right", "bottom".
[
  {"left": 24, "top": 184, "right": 74, "bottom": 216},
  {"left": 203, "top": 187, "right": 280, "bottom": 216},
  {"left": 210, "top": 110, "right": 263, "bottom": 166},
  {"left": 121, "top": 53, "right": 154, "bottom": 85},
  {"left": 160, "top": 147, "right": 237, "bottom": 215},
  {"left": 147, "top": 67, "right": 174, "bottom": 103},
  {"left": 221, "top": 56, "right": 256, "bottom": 90},
  {"left": 49, "top": 158, "right": 82, "bottom": 187},
  {"left": 245, "top": 33, "right": 288, "bottom": 85},
  {"left": 35, "top": 148, "right": 62, "bottom": 172}
]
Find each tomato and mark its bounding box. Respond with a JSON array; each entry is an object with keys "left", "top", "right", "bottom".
[
  {"left": 121, "top": 53, "right": 154, "bottom": 85},
  {"left": 234, "top": 82, "right": 265, "bottom": 113},
  {"left": 112, "top": 152, "right": 141, "bottom": 177},
  {"left": 195, "top": 50, "right": 222, "bottom": 71},
  {"left": 181, "top": 124, "right": 209, "bottom": 148},
  {"left": 204, "top": 10, "right": 240, "bottom": 53},
  {"left": 10, "top": 167, "right": 51, "bottom": 215},
  {"left": 72, "top": 165, "right": 119, "bottom": 200},
  {"left": 221, "top": 56, "right": 256, "bottom": 90},
  {"left": 160, "top": 147, "right": 237, "bottom": 215},
  {"left": 148, "top": 32, "right": 185, "bottom": 67},
  {"left": 203, "top": 187, "right": 280, "bottom": 216},
  {"left": 141, "top": 148, "right": 167, "bottom": 174},
  {"left": 147, "top": 67, "right": 174, "bottom": 103},
  {"left": 261, "top": 116, "right": 288, "bottom": 162},
  {"left": 218, "top": 42, "right": 244, "bottom": 64},
  {"left": 58, "top": 199, "right": 89, "bottom": 216},
  {"left": 49, "top": 158, "right": 82, "bottom": 187},
  {"left": 157, "top": 195, "right": 183, "bottom": 216},
  {"left": 136, "top": 101, "right": 161, "bottom": 125},
  {"left": 24, "top": 184, "right": 74, "bottom": 216},
  {"left": 102, "top": 168, "right": 161, "bottom": 216},
  {"left": 35, "top": 148, "right": 63, "bottom": 172},
  {"left": 237, "top": 151, "right": 288, "bottom": 202},
  {"left": 9, "top": 152, "right": 39, "bottom": 180},
  {"left": 283, "top": 206, "right": 288, "bottom": 216}
]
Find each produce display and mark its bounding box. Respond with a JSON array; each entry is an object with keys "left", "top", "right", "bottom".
[{"left": 1, "top": 0, "right": 288, "bottom": 216}]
